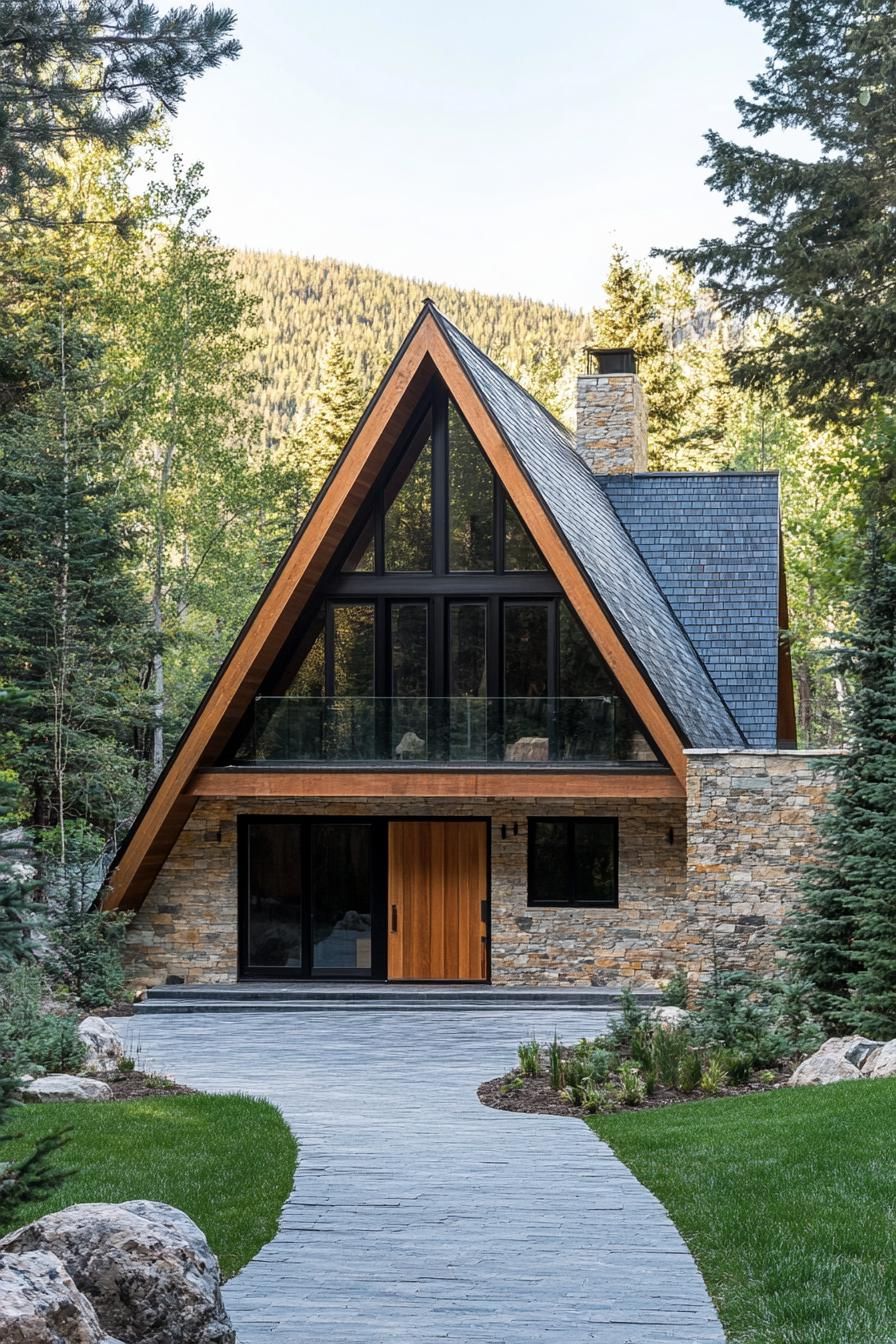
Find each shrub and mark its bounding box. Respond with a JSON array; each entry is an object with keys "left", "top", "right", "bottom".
[
  {"left": 650, "top": 1026, "right": 691, "bottom": 1088},
  {"left": 582, "top": 1083, "right": 620, "bottom": 1115},
  {"left": 677, "top": 1050, "right": 702, "bottom": 1094},
  {"left": 517, "top": 1040, "right": 540, "bottom": 1077},
  {"left": 548, "top": 1035, "right": 564, "bottom": 1091},
  {"left": 0, "top": 964, "right": 84, "bottom": 1076},
  {"left": 692, "top": 972, "right": 823, "bottom": 1069},
  {"left": 699, "top": 1054, "right": 729, "bottom": 1096},
  {"left": 661, "top": 968, "right": 690, "bottom": 1008},
  {"left": 610, "top": 988, "right": 649, "bottom": 1050},
  {"left": 587, "top": 1047, "right": 612, "bottom": 1083},
  {"left": 618, "top": 1061, "right": 647, "bottom": 1106}
]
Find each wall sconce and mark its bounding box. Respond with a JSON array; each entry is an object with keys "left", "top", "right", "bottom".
[
  {"left": 667, "top": 827, "right": 675, "bottom": 846},
  {"left": 205, "top": 827, "right": 222, "bottom": 843},
  {"left": 500, "top": 821, "right": 520, "bottom": 840}
]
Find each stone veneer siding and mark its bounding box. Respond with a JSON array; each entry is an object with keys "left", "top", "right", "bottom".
[
  {"left": 123, "top": 794, "right": 687, "bottom": 990},
  {"left": 685, "top": 749, "right": 838, "bottom": 983}
]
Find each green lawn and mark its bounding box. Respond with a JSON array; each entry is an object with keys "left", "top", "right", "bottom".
[
  {"left": 1, "top": 1093, "right": 297, "bottom": 1279},
  {"left": 590, "top": 1080, "right": 896, "bottom": 1344}
]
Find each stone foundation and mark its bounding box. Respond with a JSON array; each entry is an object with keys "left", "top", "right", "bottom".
[
  {"left": 123, "top": 754, "right": 836, "bottom": 991},
  {"left": 685, "top": 749, "right": 838, "bottom": 983}
]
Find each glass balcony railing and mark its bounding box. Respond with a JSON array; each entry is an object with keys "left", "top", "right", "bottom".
[{"left": 236, "top": 696, "right": 659, "bottom": 766}]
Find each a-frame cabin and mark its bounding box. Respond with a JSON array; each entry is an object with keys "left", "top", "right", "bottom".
[{"left": 105, "top": 302, "right": 796, "bottom": 989}]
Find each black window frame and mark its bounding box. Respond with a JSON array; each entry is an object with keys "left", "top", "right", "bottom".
[{"left": 527, "top": 817, "right": 619, "bottom": 908}]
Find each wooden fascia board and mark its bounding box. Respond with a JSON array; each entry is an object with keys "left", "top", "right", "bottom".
[
  {"left": 424, "top": 322, "right": 688, "bottom": 785},
  {"left": 105, "top": 309, "right": 687, "bottom": 912},
  {"left": 188, "top": 770, "right": 685, "bottom": 800}
]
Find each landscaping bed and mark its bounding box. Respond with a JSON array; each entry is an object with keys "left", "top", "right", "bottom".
[
  {"left": 1, "top": 1092, "right": 298, "bottom": 1279},
  {"left": 101, "top": 1068, "right": 194, "bottom": 1100}
]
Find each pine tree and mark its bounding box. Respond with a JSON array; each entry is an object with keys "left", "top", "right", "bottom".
[
  {"left": 300, "top": 336, "right": 368, "bottom": 496},
  {"left": 663, "top": 0, "right": 896, "bottom": 427},
  {"left": 0, "top": 0, "right": 239, "bottom": 221},
  {"left": 784, "top": 429, "right": 896, "bottom": 1031}
]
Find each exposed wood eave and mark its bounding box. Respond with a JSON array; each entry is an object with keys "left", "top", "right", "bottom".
[
  {"left": 103, "top": 308, "right": 689, "bottom": 914},
  {"left": 187, "top": 770, "right": 685, "bottom": 800}
]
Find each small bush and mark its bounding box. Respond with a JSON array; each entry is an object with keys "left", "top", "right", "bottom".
[
  {"left": 610, "top": 988, "right": 649, "bottom": 1051},
  {"left": 651, "top": 1026, "right": 691, "bottom": 1088},
  {"left": 517, "top": 1040, "right": 541, "bottom": 1077},
  {"left": 548, "top": 1035, "right": 564, "bottom": 1091},
  {"left": 0, "top": 965, "right": 85, "bottom": 1076},
  {"left": 661, "top": 968, "right": 690, "bottom": 1008},
  {"left": 677, "top": 1050, "right": 702, "bottom": 1094},
  {"left": 692, "top": 972, "right": 823, "bottom": 1069},
  {"left": 618, "top": 1061, "right": 647, "bottom": 1106},
  {"left": 582, "top": 1083, "right": 621, "bottom": 1115},
  {"left": 699, "top": 1054, "right": 729, "bottom": 1096},
  {"left": 587, "top": 1047, "right": 612, "bottom": 1083}
]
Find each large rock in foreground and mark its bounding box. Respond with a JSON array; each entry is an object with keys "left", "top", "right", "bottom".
[
  {"left": 19, "top": 1074, "right": 113, "bottom": 1103},
  {"left": 0, "top": 1248, "right": 123, "bottom": 1343},
  {"left": 789, "top": 1035, "right": 881, "bottom": 1086},
  {"left": 77, "top": 1016, "right": 125, "bottom": 1076},
  {"left": 863, "top": 1039, "right": 896, "bottom": 1078},
  {"left": 0, "top": 1202, "right": 235, "bottom": 1344}
]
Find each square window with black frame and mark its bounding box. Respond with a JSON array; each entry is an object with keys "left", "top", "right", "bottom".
[{"left": 527, "top": 818, "right": 618, "bottom": 907}]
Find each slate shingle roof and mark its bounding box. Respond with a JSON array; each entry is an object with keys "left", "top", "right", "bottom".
[
  {"left": 431, "top": 305, "right": 749, "bottom": 749},
  {"left": 602, "top": 474, "right": 780, "bottom": 748}
]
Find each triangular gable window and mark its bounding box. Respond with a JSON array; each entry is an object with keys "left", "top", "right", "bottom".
[
  {"left": 384, "top": 433, "right": 432, "bottom": 572},
  {"left": 504, "top": 499, "right": 545, "bottom": 571}
]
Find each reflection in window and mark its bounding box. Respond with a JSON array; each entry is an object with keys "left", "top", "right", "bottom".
[
  {"left": 449, "top": 603, "right": 487, "bottom": 760},
  {"left": 558, "top": 601, "right": 656, "bottom": 762},
  {"left": 384, "top": 436, "right": 432, "bottom": 571},
  {"left": 528, "top": 818, "right": 618, "bottom": 907},
  {"left": 448, "top": 404, "right": 494, "bottom": 571},
  {"left": 343, "top": 526, "right": 375, "bottom": 573},
  {"left": 331, "top": 603, "right": 375, "bottom": 759},
  {"left": 504, "top": 500, "right": 545, "bottom": 571},
  {"left": 503, "top": 603, "right": 549, "bottom": 760},
  {"left": 391, "top": 603, "right": 428, "bottom": 760},
  {"left": 246, "top": 823, "right": 303, "bottom": 967},
  {"left": 309, "top": 823, "right": 372, "bottom": 970}
]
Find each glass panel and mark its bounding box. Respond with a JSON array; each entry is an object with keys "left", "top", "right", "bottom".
[
  {"left": 558, "top": 601, "right": 657, "bottom": 762},
  {"left": 529, "top": 820, "right": 568, "bottom": 906},
  {"left": 448, "top": 403, "right": 494, "bottom": 571},
  {"left": 309, "top": 823, "right": 372, "bottom": 972},
  {"left": 384, "top": 435, "right": 432, "bottom": 571},
  {"left": 343, "top": 525, "right": 375, "bottom": 573},
  {"left": 246, "top": 823, "right": 303, "bottom": 968},
  {"left": 504, "top": 500, "right": 545, "bottom": 571},
  {"left": 331, "top": 603, "right": 375, "bottom": 759},
  {"left": 449, "top": 603, "right": 488, "bottom": 760},
  {"left": 503, "top": 603, "right": 549, "bottom": 761},
  {"left": 290, "top": 620, "right": 325, "bottom": 697},
  {"left": 572, "top": 820, "right": 617, "bottom": 905},
  {"left": 390, "top": 603, "right": 428, "bottom": 761}
]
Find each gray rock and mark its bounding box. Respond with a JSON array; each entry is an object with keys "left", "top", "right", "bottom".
[
  {"left": 20, "top": 1074, "right": 113, "bottom": 1103},
  {"left": 788, "top": 1036, "right": 880, "bottom": 1086},
  {"left": 0, "top": 1248, "right": 124, "bottom": 1344},
  {"left": 0, "top": 1202, "right": 236, "bottom": 1344},
  {"left": 862, "top": 1039, "right": 896, "bottom": 1078},
  {"left": 649, "top": 1005, "right": 690, "bottom": 1029},
  {"left": 77, "top": 1017, "right": 125, "bottom": 1076}
]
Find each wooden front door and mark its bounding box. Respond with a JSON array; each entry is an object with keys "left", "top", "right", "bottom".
[{"left": 388, "top": 821, "right": 488, "bottom": 981}]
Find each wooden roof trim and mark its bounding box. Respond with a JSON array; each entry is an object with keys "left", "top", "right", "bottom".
[{"left": 104, "top": 308, "right": 687, "bottom": 913}]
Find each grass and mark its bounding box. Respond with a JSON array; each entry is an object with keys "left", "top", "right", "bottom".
[
  {"left": 1, "top": 1093, "right": 297, "bottom": 1279},
  {"left": 589, "top": 1079, "right": 896, "bottom": 1344}
]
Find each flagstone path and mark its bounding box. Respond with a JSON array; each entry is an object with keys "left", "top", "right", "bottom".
[{"left": 118, "top": 1009, "right": 724, "bottom": 1343}]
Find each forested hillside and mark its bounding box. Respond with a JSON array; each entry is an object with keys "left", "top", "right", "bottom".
[{"left": 235, "top": 251, "right": 591, "bottom": 446}]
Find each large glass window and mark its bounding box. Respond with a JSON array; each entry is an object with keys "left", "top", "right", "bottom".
[
  {"left": 528, "top": 818, "right": 618, "bottom": 907},
  {"left": 308, "top": 823, "right": 372, "bottom": 971},
  {"left": 384, "top": 435, "right": 432, "bottom": 571},
  {"left": 449, "top": 602, "right": 488, "bottom": 760},
  {"left": 331, "top": 603, "right": 375, "bottom": 758},
  {"left": 390, "top": 603, "right": 428, "bottom": 760},
  {"left": 504, "top": 603, "right": 549, "bottom": 760},
  {"left": 504, "top": 500, "right": 545, "bottom": 571},
  {"left": 448, "top": 404, "right": 494, "bottom": 571},
  {"left": 245, "top": 822, "right": 303, "bottom": 968}
]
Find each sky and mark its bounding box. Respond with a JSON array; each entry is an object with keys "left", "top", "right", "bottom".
[{"left": 167, "top": 0, "right": 776, "bottom": 311}]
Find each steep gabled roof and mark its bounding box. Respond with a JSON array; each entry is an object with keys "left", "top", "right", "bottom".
[
  {"left": 432, "top": 309, "right": 745, "bottom": 749},
  {"left": 602, "top": 472, "right": 781, "bottom": 748}
]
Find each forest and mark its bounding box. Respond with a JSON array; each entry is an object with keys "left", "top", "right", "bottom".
[{"left": 0, "top": 0, "right": 892, "bottom": 909}]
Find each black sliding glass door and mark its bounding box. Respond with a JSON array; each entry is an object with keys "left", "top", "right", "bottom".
[{"left": 240, "top": 820, "right": 377, "bottom": 978}]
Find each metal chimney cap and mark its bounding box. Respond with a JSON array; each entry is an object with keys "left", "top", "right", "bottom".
[{"left": 583, "top": 347, "right": 638, "bottom": 375}]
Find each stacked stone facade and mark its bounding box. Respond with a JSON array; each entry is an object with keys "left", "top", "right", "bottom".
[
  {"left": 574, "top": 373, "right": 648, "bottom": 474},
  {"left": 121, "top": 751, "right": 836, "bottom": 990},
  {"left": 685, "top": 749, "right": 838, "bottom": 981}
]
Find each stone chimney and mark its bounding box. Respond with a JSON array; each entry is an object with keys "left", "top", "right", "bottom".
[{"left": 575, "top": 348, "right": 648, "bottom": 474}]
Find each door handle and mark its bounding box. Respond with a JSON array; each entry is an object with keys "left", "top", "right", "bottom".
[{"left": 391, "top": 903, "right": 398, "bottom": 933}]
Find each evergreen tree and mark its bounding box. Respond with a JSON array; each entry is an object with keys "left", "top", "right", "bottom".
[
  {"left": 785, "top": 429, "right": 896, "bottom": 1030},
  {"left": 300, "top": 336, "right": 368, "bottom": 496},
  {"left": 663, "top": 0, "right": 896, "bottom": 427},
  {"left": 0, "top": 0, "right": 239, "bottom": 221}
]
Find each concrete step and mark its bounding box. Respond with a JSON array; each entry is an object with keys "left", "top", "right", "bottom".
[{"left": 135, "top": 983, "right": 658, "bottom": 1014}]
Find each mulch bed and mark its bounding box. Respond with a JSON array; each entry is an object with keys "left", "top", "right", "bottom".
[
  {"left": 89, "top": 1001, "right": 136, "bottom": 1018},
  {"left": 105, "top": 1070, "right": 195, "bottom": 1101},
  {"left": 478, "top": 1066, "right": 792, "bottom": 1118}
]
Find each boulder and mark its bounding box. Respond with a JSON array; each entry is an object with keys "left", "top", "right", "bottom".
[
  {"left": 862, "top": 1039, "right": 896, "bottom": 1078},
  {"left": 0, "top": 1201, "right": 236, "bottom": 1344},
  {"left": 788, "top": 1036, "right": 881, "bottom": 1086},
  {"left": 0, "top": 1249, "right": 123, "bottom": 1344},
  {"left": 19, "top": 1074, "right": 113, "bottom": 1103},
  {"left": 77, "top": 1017, "right": 125, "bottom": 1076},
  {"left": 649, "top": 1005, "right": 690, "bottom": 1030}
]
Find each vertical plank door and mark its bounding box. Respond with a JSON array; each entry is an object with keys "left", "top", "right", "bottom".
[{"left": 388, "top": 820, "right": 487, "bottom": 980}]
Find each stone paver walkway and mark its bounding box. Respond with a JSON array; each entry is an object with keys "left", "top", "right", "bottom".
[{"left": 118, "top": 1010, "right": 724, "bottom": 1344}]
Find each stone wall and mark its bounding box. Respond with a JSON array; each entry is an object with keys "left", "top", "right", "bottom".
[
  {"left": 123, "top": 794, "right": 688, "bottom": 990},
  {"left": 574, "top": 373, "right": 648, "bottom": 475},
  {"left": 685, "top": 749, "right": 838, "bottom": 982}
]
